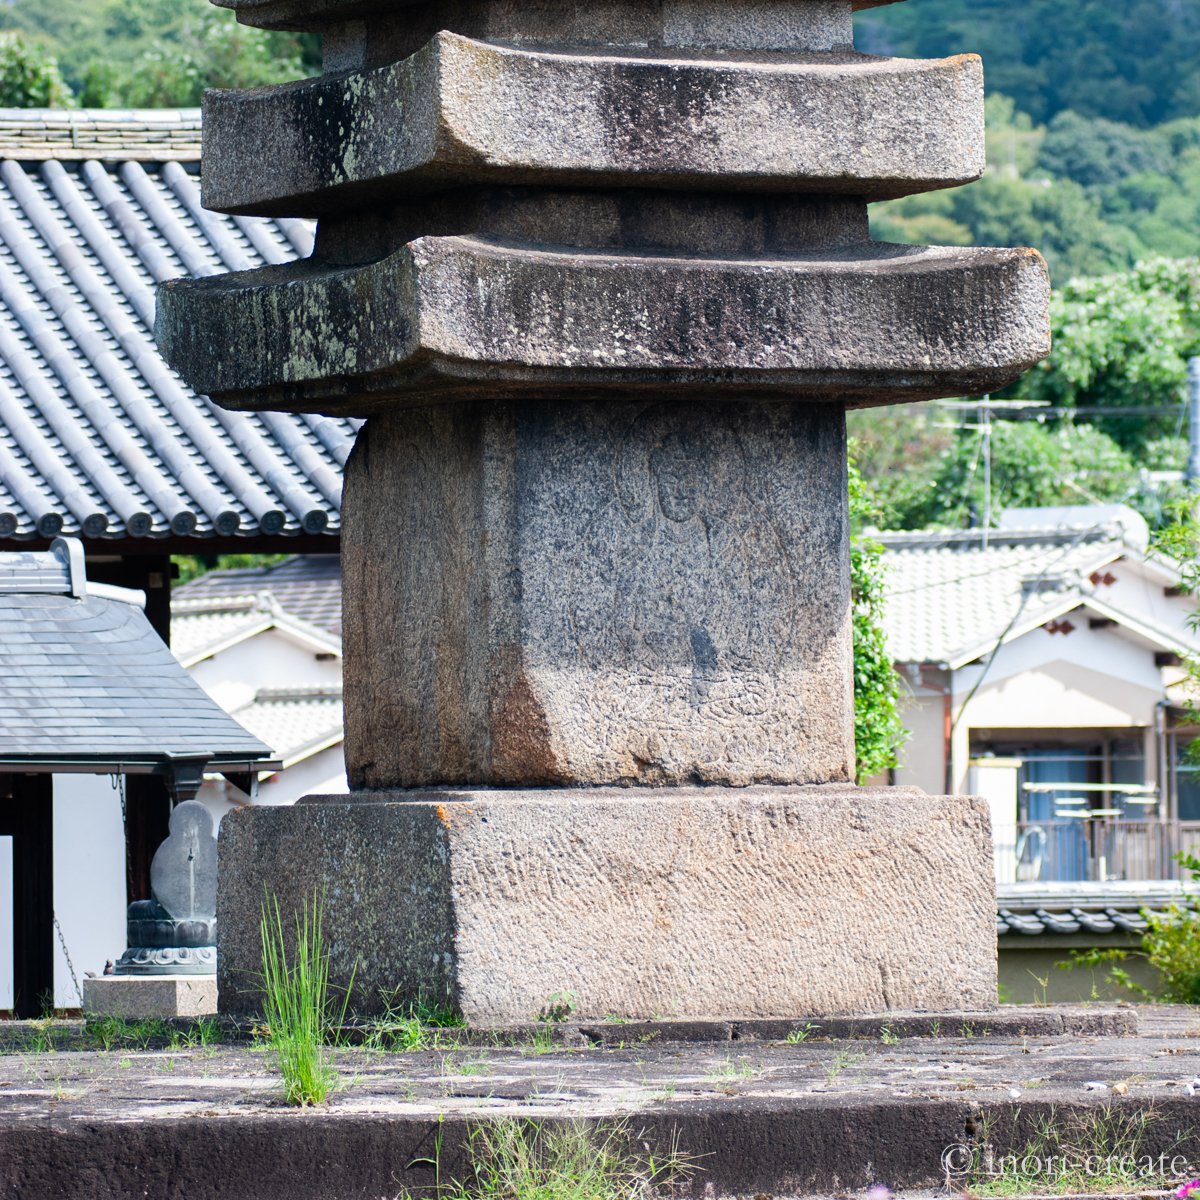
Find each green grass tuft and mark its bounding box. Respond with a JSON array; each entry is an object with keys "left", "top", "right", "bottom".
[
  {"left": 426, "top": 1118, "right": 697, "bottom": 1200},
  {"left": 259, "top": 889, "right": 352, "bottom": 1105}
]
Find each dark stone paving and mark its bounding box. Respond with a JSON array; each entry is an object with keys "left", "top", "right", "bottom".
[{"left": 3, "top": 1004, "right": 1200, "bottom": 1199}]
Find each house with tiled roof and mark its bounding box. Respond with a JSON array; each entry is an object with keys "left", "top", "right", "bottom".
[
  {"left": 879, "top": 503, "right": 1200, "bottom": 1002},
  {"left": 171, "top": 557, "right": 347, "bottom": 813}
]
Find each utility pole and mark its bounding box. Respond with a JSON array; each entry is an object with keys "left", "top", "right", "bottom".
[{"left": 1189, "top": 357, "right": 1200, "bottom": 493}]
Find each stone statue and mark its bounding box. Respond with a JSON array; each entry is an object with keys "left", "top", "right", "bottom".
[{"left": 114, "top": 800, "right": 217, "bottom": 976}]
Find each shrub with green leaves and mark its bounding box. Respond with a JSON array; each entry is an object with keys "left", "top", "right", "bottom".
[
  {"left": 1058, "top": 850, "right": 1200, "bottom": 1003},
  {"left": 849, "top": 450, "right": 907, "bottom": 780},
  {"left": 0, "top": 32, "right": 71, "bottom": 108}
]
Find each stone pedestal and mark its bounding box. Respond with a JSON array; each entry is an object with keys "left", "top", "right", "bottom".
[
  {"left": 161, "top": 0, "right": 1049, "bottom": 1020},
  {"left": 217, "top": 787, "right": 995, "bottom": 1022},
  {"left": 83, "top": 976, "right": 218, "bottom": 1019}
]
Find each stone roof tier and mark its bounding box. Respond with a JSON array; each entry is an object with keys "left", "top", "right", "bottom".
[
  {"left": 215, "top": 0, "right": 907, "bottom": 37},
  {"left": 161, "top": 14, "right": 1050, "bottom": 415}
]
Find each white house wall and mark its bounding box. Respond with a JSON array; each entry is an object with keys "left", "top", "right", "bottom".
[
  {"left": 0, "top": 774, "right": 127, "bottom": 1011},
  {"left": 948, "top": 656, "right": 1162, "bottom": 794},
  {"left": 894, "top": 683, "right": 947, "bottom": 795},
  {"left": 51, "top": 774, "right": 127, "bottom": 1004},
  {"left": 257, "top": 743, "right": 347, "bottom": 806},
  {"left": 188, "top": 626, "right": 341, "bottom": 710},
  {"left": 1091, "top": 557, "right": 1195, "bottom": 633},
  {"left": 956, "top": 617, "right": 1165, "bottom": 694}
]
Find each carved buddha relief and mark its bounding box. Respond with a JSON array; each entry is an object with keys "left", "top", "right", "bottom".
[{"left": 570, "top": 403, "right": 799, "bottom": 727}]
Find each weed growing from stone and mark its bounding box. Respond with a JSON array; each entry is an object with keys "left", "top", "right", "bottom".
[
  {"left": 84, "top": 1015, "right": 222, "bottom": 1053},
  {"left": 527, "top": 1026, "right": 557, "bottom": 1054},
  {"left": 409, "top": 1117, "right": 698, "bottom": 1200},
  {"left": 359, "top": 988, "right": 465, "bottom": 1053},
  {"left": 259, "top": 889, "right": 353, "bottom": 1105},
  {"left": 822, "top": 1050, "right": 865, "bottom": 1082},
  {"left": 784, "top": 1023, "right": 819, "bottom": 1044},
  {"left": 538, "top": 991, "right": 577, "bottom": 1023},
  {"left": 961, "top": 1105, "right": 1187, "bottom": 1196}
]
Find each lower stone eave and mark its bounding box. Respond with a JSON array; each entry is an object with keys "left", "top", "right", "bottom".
[{"left": 156, "top": 237, "right": 1051, "bottom": 417}]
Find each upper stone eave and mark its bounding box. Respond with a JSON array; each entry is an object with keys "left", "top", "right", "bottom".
[
  {"left": 212, "top": 0, "right": 907, "bottom": 34},
  {"left": 201, "top": 33, "right": 984, "bottom": 217},
  {"left": 155, "top": 238, "right": 1050, "bottom": 418}
]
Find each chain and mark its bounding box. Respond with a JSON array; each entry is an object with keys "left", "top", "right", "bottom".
[
  {"left": 52, "top": 911, "right": 81, "bottom": 1006},
  {"left": 111, "top": 772, "right": 126, "bottom": 829}
]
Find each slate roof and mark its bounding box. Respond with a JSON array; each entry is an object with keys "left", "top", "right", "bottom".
[
  {"left": 996, "top": 882, "right": 1199, "bottom": 939},
  {"left": 0, "top": 108, "right": 358, "bottom": 542},
  {"left": 0, "top": 538, "right": 274, "bottom": 766},
  {"left": 878, "top": 514, "right": 1195, "bottom": 669},
  {"left": 172, "top": 555, "right": 342, "bottom": 634}
]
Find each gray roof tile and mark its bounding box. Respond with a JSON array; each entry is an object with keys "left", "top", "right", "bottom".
[
  {"left": 0, "top": 110, "right": 358, "bottom": 542},
  {"left": 0, "top": 539, "right": 272, "bottom": 760}
]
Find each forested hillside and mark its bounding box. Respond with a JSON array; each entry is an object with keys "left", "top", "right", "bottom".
[
  {"left": 855, "top": 0, "right": 1200, "bottom": 128},
  {"left": 0, "top": 0, "right": 317, "bottom": 106}
]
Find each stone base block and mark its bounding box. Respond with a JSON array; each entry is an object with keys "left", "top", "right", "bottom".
[
  {"left": 83, "top": 976, "right": 218, "bottom": 1019},
  {"left": 217, "top": 785, "right": 997, "bottom": 1022}
]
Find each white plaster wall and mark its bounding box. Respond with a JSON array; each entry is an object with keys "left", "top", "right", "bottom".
[
  {"left": 188, "top": 627, "right": 341, "bottom": 710},
  {"left": 1093, "top": 558, "right": 1194, "bottom": 633},
  {"left": 52, "top": 774, "right": 126, "bottom": 1004},
  {"left": 0, "top": 836, "right": 11, "bottom": 1010},
  {"left": 893, "top": 684, "right": 946, "bottom": 795},
  {"left": 956, "top": 619, "right": 1164, "bottom": 696},
  {"left": 255, "top": 743, "right": 348, "bottom": 806}
]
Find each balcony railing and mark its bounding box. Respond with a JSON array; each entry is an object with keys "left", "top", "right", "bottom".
[{"left": 995, "top": 820, "right": 1183, "bottom": 883}]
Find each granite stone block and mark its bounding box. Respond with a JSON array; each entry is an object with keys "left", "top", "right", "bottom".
[
  {"left": 214, "top": 0, "right": 907, "bottom": 41},
  {"left": 341, "top": 400, "right": 853, "bottom": 789},
  {"left": 199, "top": 33, "right": 984, "bottom": 216},
  {"left": 156, "top": 239, "right": 1049, "bottom": 414},
  {"left": 216, "top": 786, "right": 998, "bottom": 1022},
  {"left": 83, "top": 976, "right": 218, "bottom": 1019}
]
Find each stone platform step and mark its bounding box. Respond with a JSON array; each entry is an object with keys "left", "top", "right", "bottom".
[
  {"left": 325, "top": 1007, "right": 1140, "bottom": 1046},
  {"left": 0, "top": 1004, "right": 1191, "bottom": 1199}
]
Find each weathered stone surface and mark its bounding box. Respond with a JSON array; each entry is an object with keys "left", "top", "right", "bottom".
[
  {"left": 341, "top": 399, "right": 851, "bottom": 789},
  {"left": 217, "top": 786, "right": 997, "bottom": 1021},
  {"left": 215, "top": 0, "right": 906, "bottom": 40},
  {"left": 82, "top": 975, "right": 218, "bottom": 1019},
  {"left": 201, "top": 34, "right": 983, "bottom": 216},
  {"left": 157, "top": 238, "right": 1049, "bottom": 415}
]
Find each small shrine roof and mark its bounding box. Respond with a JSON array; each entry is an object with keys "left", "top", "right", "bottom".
[{"left": 0, "top": 538, "right": 275, "bottom": 769}]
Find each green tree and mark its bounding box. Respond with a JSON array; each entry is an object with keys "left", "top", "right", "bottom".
[
  {"left": 79, "top": 8, "right": 309, "bottom": 107},
  {"left": 0, "top": 0, "right": 317, "bottom": 102},
  {"left": 849, "top": 451, "right": 907, "bottom": 779},
  {"left": 0, "top": 31, "right": 71, "bottom": 107},
  {"left": 1013, "top": 256, "right": 1200, "bottom": 450},
  {"left": 854, "top": 0, "right": 1200, "bottom": 127},
  {"left": 868, "top": 418, "right": 1141, "bottom": 531}
]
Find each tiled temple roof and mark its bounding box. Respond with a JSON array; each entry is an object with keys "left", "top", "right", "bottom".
[
  {"left": 996, "top": 883, "right": 1200, "bottom": 939},
  {"left": 171, "top": 555, "right": 342, "bottom": 634},
  {"left": 0, "top": 109, "right": 357, "bottom": 543},
  {"left": 229, "top": 685, "right": 344, "bottom": 769}
]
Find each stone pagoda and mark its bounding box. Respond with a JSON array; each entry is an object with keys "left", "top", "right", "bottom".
[{"left": 160, "top": 0, "right": 1049, "bottom": 1023}]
